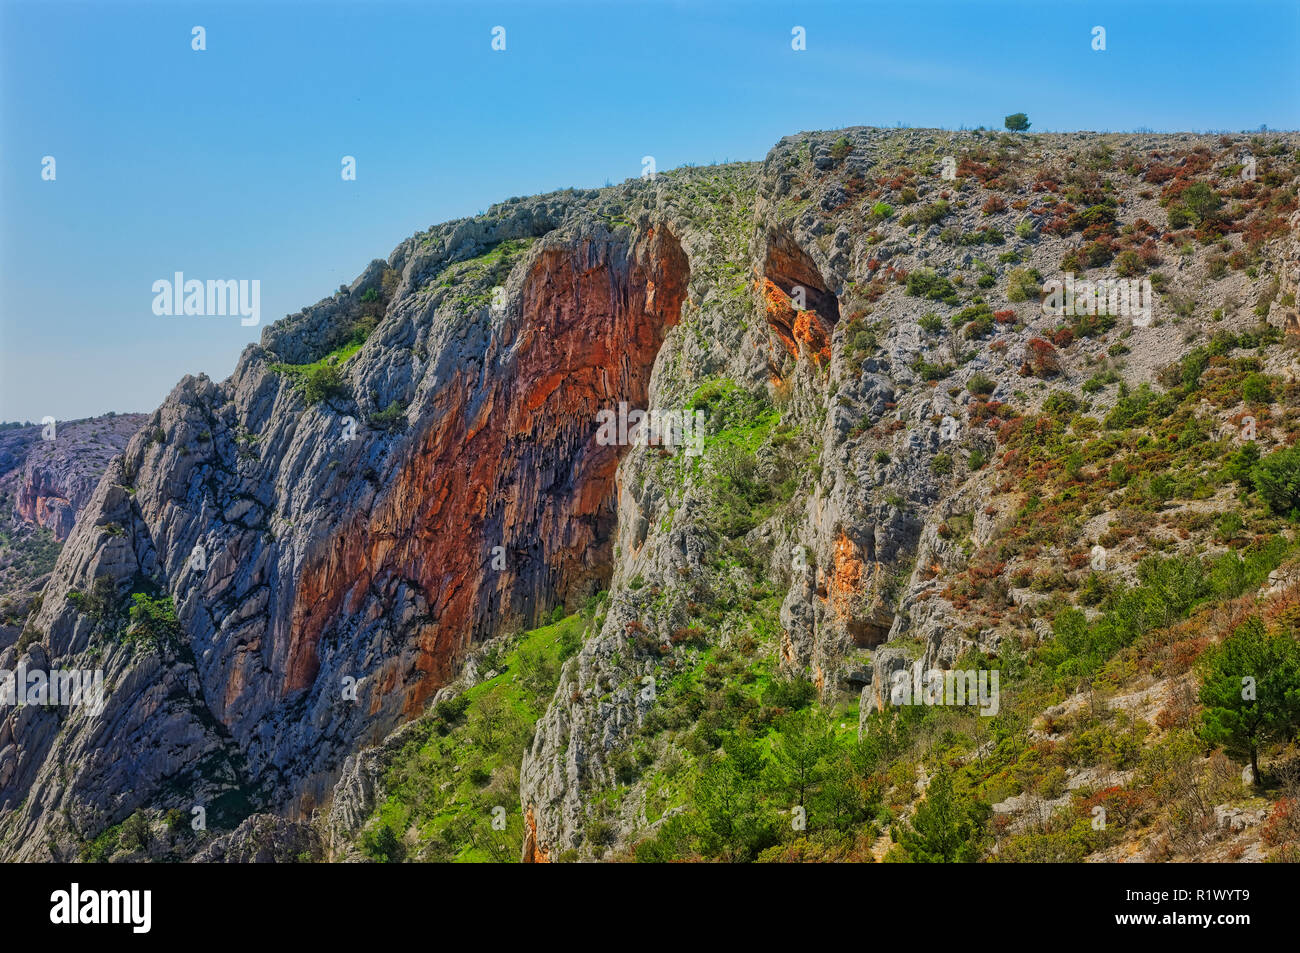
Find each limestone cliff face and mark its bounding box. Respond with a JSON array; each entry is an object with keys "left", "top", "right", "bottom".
[
  {"left": 0, "top": 183, "right": 700, "bottom": 858},
  {"left": 2, "top": 127, "right": 1297, "bottom": 862},
  {"left": 517, "top": 128, "right": 1300, "bottom": 861}
]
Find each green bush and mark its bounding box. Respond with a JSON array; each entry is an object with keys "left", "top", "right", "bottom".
[
  {"left": 368, "top": 400, "right": 408, "bottom": 432},
  {"left": 1241, "top": 373, "right": 1273, "bottom": 404},
  {"left": 960, "top": 307, "right": 994, "bottom": 339},
  {"left": 1176, "top": 182, "right": 1222, "bottom": 225},
  {"left": 1005, "top": 267, "right": 1042, "bottom": 302},
  {"left": 762, "top": 677, "right": 817, "bottom": 711},
  {"left": 914, "top": 359, "right": 954, "bottom": 382},
  {"left": 906, "top": 269, "right": 959, "bottom": 304},
  {"left": 1042, "top": 391, "right": 1079, "bottom": 416},
  {"left": 118, "top": 812, "right": 152, "bottom": 852},
  {"left": 1104, "top": 384, "right": 1174, "bottom": 430},
  {"left": 362, "top": 822, "right": 406, "bottom": 863},
  {"left": 126, "top": 593, "right": 181, "bottom": 650},
  {"left": 913, "top": 200, "right": 951, "bottom": 226},
  {"left": 301, "top": 362, "right": 347, "bottom": 404},
  {"left": 1253, "top": 446, "right": 1300, "bottom": 518}
]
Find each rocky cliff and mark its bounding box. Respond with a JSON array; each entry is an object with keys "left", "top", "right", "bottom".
[
  {"left": 3, "top": 415, "right": 147, "bottom": 541},
  {"left": 0, "top": 414, "right": 145, "bottom": 649},
  {"left": 3, "top": 127, "right": 1298, "bottom": 863}
]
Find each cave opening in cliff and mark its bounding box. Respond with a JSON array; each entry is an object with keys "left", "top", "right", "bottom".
[
  {"left": 848, "top": 618, "right": 891, "bottom": 648},
  {"left": 759, "top": 228, "right": 840, "bottom": 370},
  {"left": 762, "top": 228, "right": 840, "bottom": 326}
]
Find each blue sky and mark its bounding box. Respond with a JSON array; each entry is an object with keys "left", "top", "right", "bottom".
[{"left": 2, "top": 0, "right": 1296, "bottom": 422}]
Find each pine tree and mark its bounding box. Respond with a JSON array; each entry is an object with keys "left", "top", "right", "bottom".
[
  {"left": 1198, "top": 616, "right": 1300, "bottom": 784},
  {"left": 895, "top": 769, "right": 989, "bottom": 862}
]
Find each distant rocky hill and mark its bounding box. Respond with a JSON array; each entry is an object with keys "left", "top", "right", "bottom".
[
  {"left": 0, "top": 414, "right": 146, "bottom": 647},
  {"left": 2, "top": 127, "right": 1298, "bottom": 864}
]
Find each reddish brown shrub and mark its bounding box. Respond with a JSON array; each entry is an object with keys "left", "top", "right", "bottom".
[{"left": 1021, "top": 338, "right": 1061, "bottom": 377}]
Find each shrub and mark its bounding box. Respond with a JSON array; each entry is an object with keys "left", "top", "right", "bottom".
[
  {"left": 918, "top": 312, "right": 944, "bottom": 334},
  {"left": 1004, "top": 113, "right": 1031, "bottom": 132},
  {"left": 1104, "top": 383, "right": 1173, "bottom": 429},
  {"left": 1198, "top": 616, "right": 1300, "bottom": 784},
  {"left": 381, "top": 267, "right": 401, "bottom": 297},
  {"left": 1114, "top": 249, "right": 1143, "bottom": 278},
  {"left": 894, "top": 770, "right": 990, "bottom": 861},
  {"left": 1253, "top": 446, "right": 1300, "bottom": 518},
  {"left": 913, "top": 200, "right": 951, "bottom": 226},
  {"left": 763, "top": 677, "right": 817, "bottom": 711},
  {"left": 70, "top": 575, "right": 120, "bottom": 622},
  {"left": 118, "top": 813, "right": 152, "bottom": 852},
  {"left": 963, "top": 311, "right": 994, "bottom": 339},
  {"left": 368, "top": 400, "right": 409, "bottom": 432},
  {"left": 915, "top": 359, "right": 954, "bottom": 381},
  {"left": 906, "top": 269, "right": 959, "bottom": 304},
  {"left": 1021, "top": 338, "right": 1060, "bottom": 377},
  {"left": 829, "top": 136, "right": 853, "bottom": 161},
  {"left": 981, "top": 195, "right": 1007, "bottom": 215},
  {"left": 1043, "top": 390, "right": 1079, "bottom": 416},
  {"left": 301, "top": 362, "right": 347, "bottom": 404},
  {"left": 433, "top": 693, "right": 471, "bottom": 730},
  {"left": 1241, "top": 373, "right": 1273, "bottom": 404},
  {"left": 126, "top": 593, "right": 181, "bottom": 650},
  {"left": 967, "top": 372, "right": 995, "bottom": 396},
  {"left": 1006, "top": 267, "right": 1043, "bottom": 302},
  {"left": 362, "top": 823, "right": 406, "bottom": 862},
  {"left": 1179, "top": 182, "right": 1223, "bottom": 223}
]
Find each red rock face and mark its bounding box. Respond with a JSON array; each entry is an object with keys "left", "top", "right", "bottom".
[
  {"left": 281, "top": 229, "right": 690, "bottom": 721},
  {"left": 15, "top": 491, "right": 74, "bottom": 539},
  {"left": 523, "top": 805, "right": 550, "bottom": 863}
]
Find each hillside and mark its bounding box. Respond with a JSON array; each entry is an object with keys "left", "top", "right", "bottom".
[
  {"left": 0, "top": 414, "right": 146, "bottom": 654},
  {"left": 2, "top": 127, "right": 1298, "bottom": 863}
]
